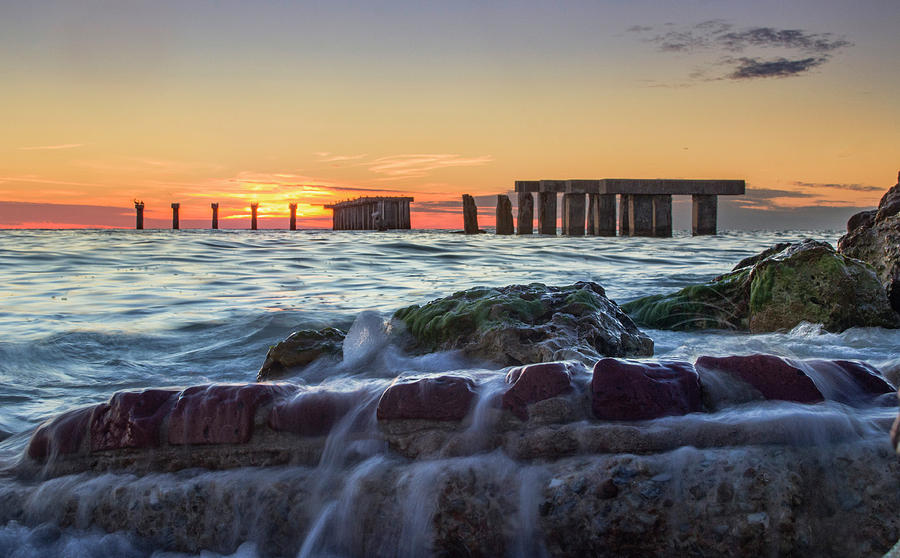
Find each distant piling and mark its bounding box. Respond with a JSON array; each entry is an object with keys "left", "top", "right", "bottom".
[
  {"left": 134, "top": 200, "right": 144, "bottom": 230},
  {"left": 251, "top": 203, "right": 259, "bottom": 230},
  {"left": 289, "top": 203, "right": 297, "bottom": 231},
  {"left": 211, "top": 203, "right": 219, "bottom": 229},
  {"left": 171, "top": 203, "right": 180, "bottom": 230},
  {"left": 496, "top": 195, "right": 514, "bottom": 235},
  {"left": 462, "top": 194, "right": 478, "bottom": 234}
]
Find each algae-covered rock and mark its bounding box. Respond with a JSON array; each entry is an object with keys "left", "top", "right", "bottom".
[
  {"left": 257, "top": 327, "right": 345, "bottom": 381},
  {"left": 622, "top": 239, "right": 899, "bottom": 333},
  {"left": 393, "top": 281, "right": 653, "bottom": 366},
  {"left": 838, "top": 173, "right": 900, "bottom": 313}
]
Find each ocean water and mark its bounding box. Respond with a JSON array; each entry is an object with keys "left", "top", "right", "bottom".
[{"left": 0, "top": 228, "right": 898, "bottom": 557}]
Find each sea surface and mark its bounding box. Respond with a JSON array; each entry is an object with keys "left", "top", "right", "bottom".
[{"left": 0, "top": 228, "right": 898, "bottom": 557}]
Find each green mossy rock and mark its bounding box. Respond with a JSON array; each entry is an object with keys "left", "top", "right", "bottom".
[
  {"left": 393, "top": 281, "right": 653, "bottom": 366},
  {"left": 622, "top": 240, "right": 900, "bottom": 333}
]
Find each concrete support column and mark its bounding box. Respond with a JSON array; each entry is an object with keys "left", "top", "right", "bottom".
[
  {"left": 651, "top": 195, "right": 672, "bottom": 237},
  {"left": 211, "top": 203, "right": 219, "bottom": 229},
  {"left": 538, "top": 192, "right": 557, "bottom": 235},
  {"left": 171, "top": 203, "right": 180, "bottom": 230},
  {"left": 250, "top": 202, "right": 259, "bottom": 230},
  {"left": 516, "top": 192, "right": 534, "bottom": 235},
  {"left": 562, "top": 193, "right": 585, "bottom": 236},
  {"left": 496, "top": 195, "right": 514, "bottom": 235},
  {"left": 692, "top": 194, "right": 718, "bottom": 235},
  {"left": 628, "top": 194, "right": 654, "bottom": 236},
  {"left": 134, "top": 201, "right": 144, "bottom": 230},
  {"left": 462, "top": 194, "right": 479, "bottom": 234},
  {"left": 593, "top": 194, "right": 616, "bottom": 236},
  {"left": 619, "top": 195, "right": 630, "bottom": 236},
  {"left": 289, "top": 203, "right": 297, "bottom": 230}
]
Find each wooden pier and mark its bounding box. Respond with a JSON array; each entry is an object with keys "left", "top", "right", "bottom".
[
  {"left": 499, "top": 178, "right": 745, "bottom": 236},
  {"left": 325, "top": 197, "right": 413, "bottom": 230}
]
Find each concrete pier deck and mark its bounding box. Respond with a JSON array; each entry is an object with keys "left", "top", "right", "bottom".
[{"left": 514, "top": 179, "right": 745, "bottom": 236}]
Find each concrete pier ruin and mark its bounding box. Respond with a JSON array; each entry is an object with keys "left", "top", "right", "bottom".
[
  {"left": 326, "top": 197, "right": 413, "bottom": 231},
  {"left": 171, "top": 203, "right": 180, "bottom": 230},
  {"left": 134, "top": 201, "right": 144, "bottom": 230},
  {"left": 211, "top": 203, "right": 219, "bottom": 229},
  {"left": 513, "top": 179, "right": 745, "bottom": 236}
]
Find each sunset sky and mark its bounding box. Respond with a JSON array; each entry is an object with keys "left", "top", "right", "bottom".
[{"left": 2, "top": 0, "right": 898, "bottom": 229}]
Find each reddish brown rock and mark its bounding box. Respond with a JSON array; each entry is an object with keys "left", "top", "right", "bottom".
[
  {"left": 695, "top": 355, "right": 824, "bottom": 403},
  {"left": 502, "top": 362, "right": 576, "bottom": 420},
  {"left": 268, "top": 389, "right": 363, "bottom": 437},
  {"left": 376, "top": 376, "right": 476, "bottom": 421},
  {"left": 591, "top": 359, "right": 702, "bottom": 421},
  {"left": 90, "top": 389, "right": 179, "bottom": 452},
  {"left": 168, "top": 383, "right": 296, "bottom": 445},
  {"left": 804, "top": 359, "right": 894, "bottom": 401},
  {"left": 27, "top": 407, "right": 93, "bottom": 460}
]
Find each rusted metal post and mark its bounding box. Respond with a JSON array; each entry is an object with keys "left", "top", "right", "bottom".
[
  {"left": 211, "top": 203, "right": 219, "bottom": 229},
  {"left": 250, "top": 202, "right": 259, "bottom": 230},
  {"left": 171, "top": 203, "right": 180, "bottom": 230},
  {"left": 134, "top": 201, "right": 144, "bottom": 230},
  {"left": 289, "top": 203, "right": 297, "bottom": 230}
]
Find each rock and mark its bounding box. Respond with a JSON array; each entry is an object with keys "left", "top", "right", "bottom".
[
  {"left": 803, "top": 359, "right": 894, "bottom": 403},
  {"left": 502, "top": 362, "right": 577, "bottom": 420},
  {"left": 257, "top": 327, "right": 345, "bottom": 382},
  {"left": 731, "top": 242, "right": 792, "bottom": 271},
  {"left": 623, "top": 239, "right": 899, "bottom": 333},
  {"left": 695, "top": 355, "right": 824, "bottom": 403},
  {"left": 376, "top": 376, "right": 476, "bottom": 421},
  {"left": 268, "top": 389, "right": 362, "bottom": 437},
  {"left": 90, "top": 389, "right": 178, "bottom": 451},
  {"left": 838, "top": 174, "right": 900, "bottom": 313},
  {"left": 393, "top": 282, "right": 654, "bottom": 366},
  {"left": 168, "top": 384, "right": 295, "bottom": 445},
  {"left": 591, "top": 358, "right": 702, "bottom": 421},
  {"left": 27, "top": 407, "right": 92, "bottom": 460}
]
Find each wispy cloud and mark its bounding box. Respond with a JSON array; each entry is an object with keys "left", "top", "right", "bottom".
[
  {"left": 314, "top": 152, "right": 369, "bottom": 163},
  {"left": 367, "top": 154, "right": 493, "bottom": 180},
  {"left": 792, "top": 181, "right": 882, "bottom": 192},
  {"left": 630, "top": 21, "right": 851, "bottom": 81},
  {"left": 18, "top": 143, "right": 84, "bottom": 151}
]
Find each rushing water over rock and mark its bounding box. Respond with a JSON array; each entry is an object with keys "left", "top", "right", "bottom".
[{"left": 2, "top": 229, "right": 900, "bottom": 557}]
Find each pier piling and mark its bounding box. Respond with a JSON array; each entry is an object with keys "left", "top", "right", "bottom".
[
  {"left": 516, "top": 192, "right": 534, "bottom": 235},
  {"left": 538, "top": 192, "right": 557, "bottom": 234},
  {"left": 562, "top": 193, "right": 586, "bottom": 236},
  {"left": 496, "top": 195, "right": 514, "bottom": 235},
  {"left": 628, "top": 194, "right": 654, "bottom": 236},
  {"left": 134, "top": 201, "right": 144, "bottom": 230},
  {"left": 692, "top": 194, "right": 717, "bottom": 235},
  {"left": 289, "top": 203, "right": 297, "bottom": 230},
  {"left": 652, "top": 195, "right": 672, "bottom": 237},
  {"left": 211, "top": 203, "right": 219, "bottom": 229},
  {"left": 171, "top": 203, "right": 180, "bottom": 230},
  {"left": 619, "top": 195, "right": 631, "bottom": 236},
  {"left": 462, "top": 194, "right": 479, "bottom": 234},
  {"left": 325, "top": 197, "right": 413, "bottom": 231},
  {"left": 250, "top": 203, "right": 258, "bottom": 230}
]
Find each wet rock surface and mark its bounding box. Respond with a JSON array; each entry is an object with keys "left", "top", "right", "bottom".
[
  {"left": 696, "top": 354, "right": 825, "bottom": 404},
  {"left": 168, "top": 383, "right": 295, "bottom": 445},
  {"left": 377, "top": 376, "right": 476, "bottom": 421},
  {"left": 502, "top": 362, "right": 578, "bottom": 420},
  {"left": 12, "top": 356, "right": 900, "bottom": 557},
  {"left": 838, "top": 174, "right": 900, "bottom": 313},
  {"left": 90, "top": 389, "right": 178, "bottom": 451},
  {"left": 623, "top": 239, "right": 899, "bottom": 332},
  {"left": 257, "top": 327, "right": 345, "bottom": 382},
  {"left": 591, "top": 358, "right": 702, "bottom": 420},
  {"left": 3, "top": 443, "right": 898, "bottom": 558},
  {"left": 393, "top": 281, "right": 654, "bottom": 366}
]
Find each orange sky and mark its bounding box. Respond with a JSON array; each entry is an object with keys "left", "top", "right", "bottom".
[{"left": 1, "top": 1, "right": 898, "bottom": 229}]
